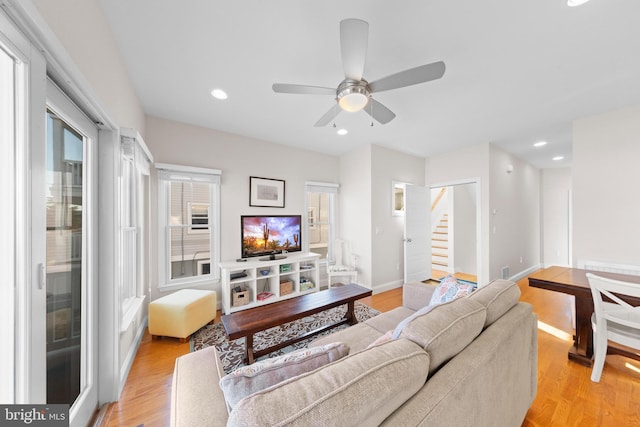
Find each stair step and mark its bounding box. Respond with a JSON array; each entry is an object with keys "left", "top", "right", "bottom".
[
  {"left": 432, "top": 237, "right": 447, "bottom": 242},
  {"left": 432, "top": 245, "right": 447, "bottom": 250},
  {"left": 432, "top": 253, "right": 448, "bottom": 258},
  {"left": 432, "top": 260, "right": 448, "bottom": 267}
]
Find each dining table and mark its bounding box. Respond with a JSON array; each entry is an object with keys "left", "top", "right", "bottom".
[{"left": 528, "top": 266, "right": 640, "bottom": 366}]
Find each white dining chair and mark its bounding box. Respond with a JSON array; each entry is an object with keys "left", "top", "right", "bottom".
[
  {"left": 587, "top": 273, "right": 640, "bottom": 382},
  {"left": 327, "top": 239, "right": 358, "bottom": 288}
]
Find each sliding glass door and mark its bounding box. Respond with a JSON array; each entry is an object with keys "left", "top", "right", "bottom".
[
  {"left": 2, "top": 8, "right": 100, "bottom": 424},
  {"left": 44, "top": 80, "right": 98, "bottom": 427}
]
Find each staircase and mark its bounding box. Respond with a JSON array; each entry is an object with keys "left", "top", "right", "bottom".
[{"left": 432, "top": 213, "right": 450, "bottom": 270}]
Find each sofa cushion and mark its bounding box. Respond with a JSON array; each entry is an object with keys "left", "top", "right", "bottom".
[
  {"left": 219, "top": 342, "right": 348, "bottom": 409},
  {"left": 403, "top": 281, "right": 437, "bottom": 311},
  {"left": 398, "top": 297, "right": 486, "bottom": 375},
  {"left": 367, "top": 330, "right": 394, "bottom": 348},
  {"left": 429, "top": 275, "right": 476, "bottom": 306},
  {"left": 365, "top": 306, "right": 415, "bottom": 334},
  {"left": 309, "top": 322, "right": 385, "bottom": 354},
  {"left": 467, "top": 279, "right": 520, "bottom": 328},
  {"left": 227, "top": 338, "right": 430, "bottom": 427},
  {"left": 391, "top": 303, "right": 438, "bottom": 340}
]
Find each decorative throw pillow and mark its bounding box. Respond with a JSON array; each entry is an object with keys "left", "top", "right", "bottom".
[
  {"left": 367, "top": 330, "right": 394, "bottom": 349},
  {"left": 219, "top": 342, "right": 349, "bottom": 409},
  {"left": 429, "top": 275, "right": 476, "bottom": 306}
]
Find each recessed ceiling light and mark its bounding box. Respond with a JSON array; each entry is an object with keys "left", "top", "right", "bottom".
[
  {"left": 552, "top": 156, "right": 564, "bottom": 161},
  {"left": 534, "top": 141, "right": 547, "bottom": 147},
  {"left": 211, "top": 88, "right": 228, "bottom": 100},
  {"left": 567, "top": 0, "right": 590, "bottom": 7},
  {"left": 337, "top": 129, "right": 348, "bottom": 136}
]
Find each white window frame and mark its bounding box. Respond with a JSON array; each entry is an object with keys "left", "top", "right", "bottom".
[
  {"left": 304, "top": 181, "right": 338, "bottom": 265},
  {"left": 119, "top": 130, "right": 152, "bottom": 331},
  {"left": 0, "top": 31, "right": 19, "bottom": 404},
  {"left": 156, "top": 163, "right": 221, "bottom": 289}
]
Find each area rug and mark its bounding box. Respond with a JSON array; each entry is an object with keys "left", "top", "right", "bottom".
[{"left": 191, "top": 302, "right": 380, "bottom": 374}]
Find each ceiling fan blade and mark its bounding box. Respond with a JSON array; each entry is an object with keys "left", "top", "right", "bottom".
[
  {"left": 364, "top": 98, "right": 396, "bottom": 124},
  {"left": 369, "top": 61, "right": 446, "bottom": 93},
  {"left": 340, "top": 18, "right": 369, "bottom": 81},
  {"left": 314, "top": 104, "right": 341, "bottom": 127},
  {"left": 272, "top": 83, "right": 335, "bottom": 95}
]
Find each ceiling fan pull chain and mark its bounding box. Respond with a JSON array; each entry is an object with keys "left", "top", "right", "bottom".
[{"left": 370, "top": 100, "right": 374, "bottom": 126}]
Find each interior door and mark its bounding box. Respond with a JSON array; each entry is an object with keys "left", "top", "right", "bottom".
[
  {"left": 39, "top": 79, "right": 99, "bottom": 427},
  {"left": 404, "top": 185, "right": 431, "bottom": 283}
]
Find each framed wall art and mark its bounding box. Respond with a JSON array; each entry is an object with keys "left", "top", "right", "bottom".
[{"left": 249, "top": 176, "right": 285, "bottom": 208}]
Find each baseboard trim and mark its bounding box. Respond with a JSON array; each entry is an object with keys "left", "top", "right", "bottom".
[
  {"left": 118, "top": 316, "right": 147, "bottom": 397},
  {"left": 372, "top": 280, "right": 403, "bottom": 295},
  {"left": 509, "top": 264, "right": 542, "bottom": 282}
]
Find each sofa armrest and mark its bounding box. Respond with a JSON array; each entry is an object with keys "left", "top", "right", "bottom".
[
  {"left": 171, "top": 346, "right": 229, "bottom": 427},
  {"left": 402, "top": 281, "right": 437, "bottom": 311}
]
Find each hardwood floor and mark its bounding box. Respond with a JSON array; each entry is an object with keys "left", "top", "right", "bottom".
[
  {"left": 432, "top": 268, "right": 478, "bottom": 283},
  {"left": 101, "top": 277, "right": 640, "bottom": 427}
]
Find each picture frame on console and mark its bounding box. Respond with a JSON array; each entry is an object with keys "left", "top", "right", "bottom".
[{"left": 250, "top": 176, "right": 285, "bottom": 208}]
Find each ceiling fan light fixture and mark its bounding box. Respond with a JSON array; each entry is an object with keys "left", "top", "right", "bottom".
[
  {"left": 337, "top": 81, "right": 369, "bottom": 112},
  {"left": 338, "top": 91, "right": 368, "bottom": 112}
]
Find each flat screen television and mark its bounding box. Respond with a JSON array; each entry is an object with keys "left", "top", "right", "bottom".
[{"left": 241, "top": 215, "right": 302, "bottom": 258}]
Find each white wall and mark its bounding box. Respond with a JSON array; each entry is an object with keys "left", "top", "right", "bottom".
[
  {"left": 541, "top": 168, "right": 571, "bottom": 267},
  {"left": 32, "top": 0, "right": 146, "bottom": 135},
  {"left": 572, "top": 104, "right": 640, "bottom": 267},
  {"left": 426, "top": 143, "right": 541, "bottom": 284},
  {"left": 452, "top": 184, "right": 478, "bottom": 275},
  {"left": 146, "top": 116, "right": 340, "bottom": 300},
  {"left": 488, "top": 145, "right": 541, "bottom": 280},
  {"left": 339, "top": 145, "right": 372, "bottom": 288},
  {"left": 370, "top": 145, "right": 425, "bottom": 291},
  {"left": 426, "top": 143, "right": 490, "bottom": 285}
]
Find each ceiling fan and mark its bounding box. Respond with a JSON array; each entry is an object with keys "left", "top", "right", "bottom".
[{"left": 272, "top": 18, "right": 446, "bottom": 127}]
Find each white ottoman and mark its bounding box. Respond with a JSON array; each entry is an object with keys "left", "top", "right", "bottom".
[{"left": 149, "top": 289, "right": 217, "bottom": 342}]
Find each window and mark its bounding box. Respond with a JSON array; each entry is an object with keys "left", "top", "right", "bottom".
[
  {"left": 120, "top": 131, "right": 152, "bottom": 327},
  {"left": 187, "top": 202, "right": 209, "bottom": 233},
  {"left": 305, "top": 182, "right": 338, "bottom": 262},
  {"left": 157, "top": 163, "right": 221, "bottom": 288},
  {"left": 393, "top": 181, "right": 407, "bottom": 216}
]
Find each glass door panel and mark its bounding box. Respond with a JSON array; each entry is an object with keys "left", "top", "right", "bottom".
[{"left": 45, "top": 109, "right": 84, "bottom": 405}]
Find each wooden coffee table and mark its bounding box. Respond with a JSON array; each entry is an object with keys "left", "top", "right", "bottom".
[{"left": 221, "top": 283, "right": 372, "bottom": 364}]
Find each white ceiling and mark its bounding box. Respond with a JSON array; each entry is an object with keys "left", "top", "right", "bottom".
[{"left": 98, "top": 0, "right": 640, "bottom": 169}]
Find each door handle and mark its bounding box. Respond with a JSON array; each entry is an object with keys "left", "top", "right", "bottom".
[
  {"left": 403, "top": 238, "right": 413, "bottom": 243},
  {"left": 38, "top": 263, "right": 45, "bottom": 290}
]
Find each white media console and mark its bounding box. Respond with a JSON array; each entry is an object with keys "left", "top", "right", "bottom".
[{"left": 220, "top": 252, "right": 321, "bottom": 314}]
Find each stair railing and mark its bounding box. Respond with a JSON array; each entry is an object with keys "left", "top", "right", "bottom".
[{"left": 431, "top": 187, "right": 447, "bottom": 211}]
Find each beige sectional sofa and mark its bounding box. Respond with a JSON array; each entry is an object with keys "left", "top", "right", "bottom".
[{"left": 170, "top": 279, "right": 538, "bottom": 427}]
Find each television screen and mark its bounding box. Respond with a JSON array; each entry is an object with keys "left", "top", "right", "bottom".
[{"left": 241, "top": 215, "right": 302, "bottom": 258}]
